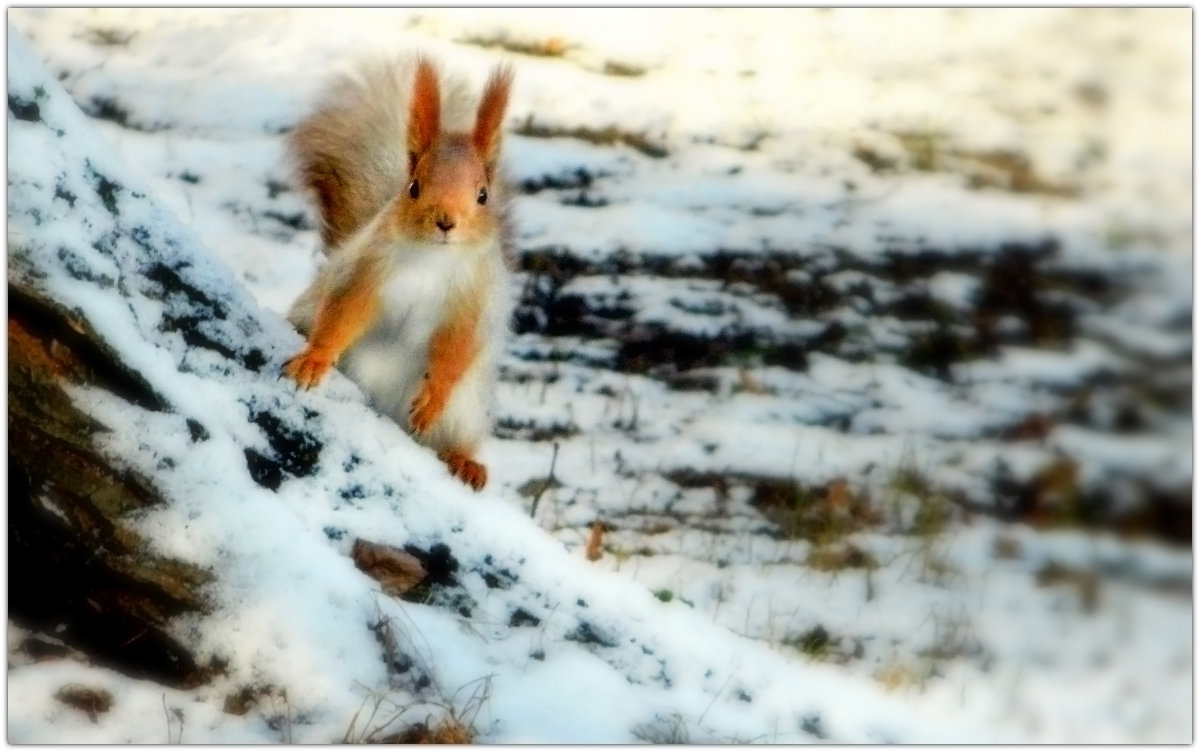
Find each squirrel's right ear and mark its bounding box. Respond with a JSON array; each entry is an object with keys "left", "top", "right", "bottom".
[
  {"left": 472, "top": 64, "right": 514, "bottom": 178},
  {"left": 408, "top": 57, "right": 441, "bottom": 173}
]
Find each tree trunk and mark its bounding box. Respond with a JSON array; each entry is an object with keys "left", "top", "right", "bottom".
[{"left": 8, "top": 284, "right": 216, "bottom": 687}]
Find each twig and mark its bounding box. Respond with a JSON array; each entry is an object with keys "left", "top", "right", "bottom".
[
  {"left": 697, "top": 668, "right": 738, "bottom": 726},
  {"left": 162, "top": 693, "right": 183, "bottom": 744},
  {"left": 162, "top": 693, "right": 171, "bottom": 744},
  {"left": 529, "top": 442, "right": 559, "bottom": 520}
]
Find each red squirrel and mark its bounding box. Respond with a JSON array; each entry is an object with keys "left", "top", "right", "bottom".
[{"left": 283, "top": 56, "right": 514, "bottom": 491}]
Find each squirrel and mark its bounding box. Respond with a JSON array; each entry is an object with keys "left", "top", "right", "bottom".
[{"left": 282, "top": 56, "right": 515, "bottom": 491}]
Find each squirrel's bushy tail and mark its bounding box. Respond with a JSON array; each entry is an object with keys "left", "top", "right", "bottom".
[{"left": 287, "top": 57, "right": 475, "bottom": 250}]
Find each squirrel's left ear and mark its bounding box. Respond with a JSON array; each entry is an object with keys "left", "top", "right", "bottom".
[{"left": 472, "top": 64, "right": 513, "bottom": 179}]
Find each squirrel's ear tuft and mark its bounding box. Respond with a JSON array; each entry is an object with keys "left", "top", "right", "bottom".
[
  {"left": 472, "top": 64, "right": 513, "bottom": 176},
  {"left": 408, "top": 57, "right": 441, "bottom": 172}
]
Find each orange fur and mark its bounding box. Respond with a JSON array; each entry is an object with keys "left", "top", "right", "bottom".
[
  {"left": 472, "top": 65, "right": 514, "bottom": 176},
  {"left": 284, "top": 256, "right": 382, "bottom": 388},
  {"left": 407, "top": 58, "right": 441, "bottom": 170},
  {"left": 391, "top": 136, "right": 497, "bottom": 247},
  {"left": 415, "top": 290, "right": 491, "bottom": 492},
  {"left": 409, "top": 295, "right": 481, "bottom": 434},
  {"left": 309, "top": 169, "right": 355, "bottom": 249},
  {"left": 437, "top": 449, "right": 487, "bottom": 491},
  {"left": 285, "top": 56, "right": 515, "bottom": 493},
  {"left": 288, "top": 95, "right": 385, "bottom": 250}
]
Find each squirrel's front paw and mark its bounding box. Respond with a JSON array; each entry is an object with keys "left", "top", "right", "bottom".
[
  {"left": 408, "top": 385, "right": 445, "bottom": 433},
  {"left": 283, "top": 348, "right": 332, "bottom": 389}
]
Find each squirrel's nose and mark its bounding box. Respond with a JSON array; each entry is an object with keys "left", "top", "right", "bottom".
[{"left": 436, "top": 216, "right": 455, "bottom": 233}]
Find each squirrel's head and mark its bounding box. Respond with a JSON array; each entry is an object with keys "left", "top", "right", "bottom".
[{"left": 393, "top": 58, "right": 513, "bottom": 248}]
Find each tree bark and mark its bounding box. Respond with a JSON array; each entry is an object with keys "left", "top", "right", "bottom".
[{"left": 8, "top": 286, "right": 215, "bottom": 688}]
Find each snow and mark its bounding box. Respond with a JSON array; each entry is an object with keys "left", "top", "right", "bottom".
[{"left": 7, "top": 8, "right": 1192, "bottom": 744}]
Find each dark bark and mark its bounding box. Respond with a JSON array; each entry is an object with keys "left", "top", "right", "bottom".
[{"left": 8, "top": 284, "right": 216, "bottom": 689}]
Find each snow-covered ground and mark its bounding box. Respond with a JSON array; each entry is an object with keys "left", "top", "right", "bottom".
[{"left": 7, "top": 8, "right": 1192, "bottom": 743}]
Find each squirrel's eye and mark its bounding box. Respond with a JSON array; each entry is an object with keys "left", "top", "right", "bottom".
[
  {"left": 408, "top": 180, "right": 420, "bottom": 200},
  {"left": 477, "top": 187, "right": 488, "bottom": 206}
]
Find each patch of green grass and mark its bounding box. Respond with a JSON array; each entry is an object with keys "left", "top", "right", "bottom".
[
  {"left": 780, "top": 625, "right": 862, "bottom": 665},
  {"left": 788, "top": 625, "right": 832, "bottom": 659}
]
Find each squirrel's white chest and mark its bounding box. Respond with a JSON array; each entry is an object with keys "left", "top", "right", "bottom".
[
  {"left": 337, "top": 250, "right": 475, "bottom": 417},
  {"left": 375, "top": 251, "right": 464, "bottom": 339}
]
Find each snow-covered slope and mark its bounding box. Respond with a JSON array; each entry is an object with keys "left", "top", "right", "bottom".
[
  {"left": 8, "top": 25, "right": 978, "bottom": 744},
  {"left": 8, "top": 9, "right": 1191, "bottom": 743}
]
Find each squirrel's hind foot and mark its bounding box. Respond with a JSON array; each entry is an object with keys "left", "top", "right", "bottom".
[{"left": 438, "top": 449, "right": 487, "bottom": 491}]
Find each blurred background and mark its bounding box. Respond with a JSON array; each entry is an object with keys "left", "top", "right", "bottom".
[{"left": 11, "top": 7, "right": 1192, "bottom": 742}]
